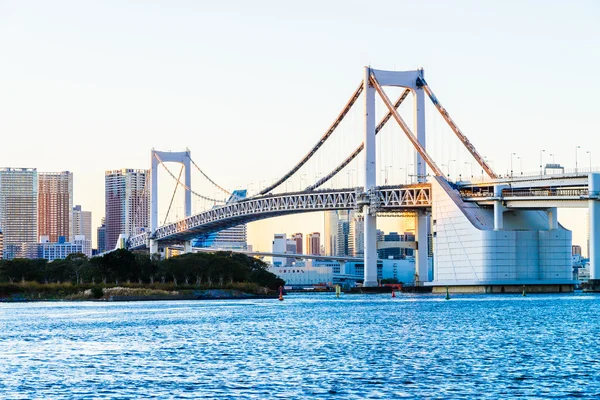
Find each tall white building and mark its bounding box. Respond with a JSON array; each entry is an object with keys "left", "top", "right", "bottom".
[
  {"left": 72, "top": 205, "right": 92, "bottom": 242},
  {"left": 105, "top": 169, "right": 149, "bottom": 250},
  {"left": 324, "top": 211, "right": 338, "bottom": 256},
  {"left": 272, "top": 233, "right": 286, "bottom": 266},
  {"left": 0, "top": 168, "right": 38, "bottom": 259}
]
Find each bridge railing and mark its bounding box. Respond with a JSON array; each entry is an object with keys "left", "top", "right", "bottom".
[{"left": 502, "top": 188, "right": 590, "bottom": 197}]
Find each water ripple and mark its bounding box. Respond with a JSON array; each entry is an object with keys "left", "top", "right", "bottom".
[{"left": 2, "top": 293, "right": 600, "bottom": 398}]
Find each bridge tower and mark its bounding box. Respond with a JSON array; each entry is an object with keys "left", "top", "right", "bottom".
[
  {"left": 362, "top": 67, "right": 429, "bottom": 287},
  {"left": 150, "top": 149, "right": 192, "bottom": 254}
]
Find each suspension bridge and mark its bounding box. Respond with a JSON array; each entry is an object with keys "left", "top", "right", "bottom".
[{"left": 112, "top": 67, "right": 599, "bottom": 293}]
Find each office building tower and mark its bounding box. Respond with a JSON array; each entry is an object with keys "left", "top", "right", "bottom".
[
  {"left": 336, "top": 210, "right": 350, "bottom": 257},
  {"left": 97, "top": 217, "right": 106, "bottom": 253},
  {"left": 572, "top": 245, "right": 582, "bottom": 256},
  {"left": 291, "top": 233, "right": 303, "bottom": 254},
  {"left": 192, "top": 190, "right": 247, "bottom": 250},
  {"left": 324, "top": 211, "right": 338, "bottom": 256},
  {"left": 105, "top": 169, "right": 149, "bottom": 250},
  {"left": 0, "top": 168, "right": 38, "bottom": 259},
  {"left": 0, "top": 229, "right": 3, "bottom": 259},
  {"left": 349, "top": 213, "right": 364, "bottom": 257},
  {"left": 38, "top": 171, "right": 73, "bottom": 243},
  {"left": 72, "top": 205, "right": 92, "bottom": 241},
  {"left": 272, "top": 233, "right": 287, "bottom": 267},
  {"left": 306, "top": 232, "right": 321, "bottom": 255}
]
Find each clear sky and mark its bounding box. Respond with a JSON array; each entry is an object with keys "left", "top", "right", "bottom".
[{"left": 1, "top": 1, "right": 599, "bottom": 252}]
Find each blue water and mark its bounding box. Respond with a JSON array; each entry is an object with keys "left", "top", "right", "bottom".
[{"left": 1, "top": 293, "right": 600, "bottom": 399}]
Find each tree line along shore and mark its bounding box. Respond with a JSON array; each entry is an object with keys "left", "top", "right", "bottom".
[{"left": 0, "top": 250, "right": 285, "bottom": 301}]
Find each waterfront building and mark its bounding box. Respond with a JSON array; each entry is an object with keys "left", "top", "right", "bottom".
[
  {"left": 0, "top": 168, "right": 38, "bottom": 259},
  {"left": 192, "top": 190, "right": 248, "bottom": 251},
  {"left": 291, "top": 233, "right": 303, "bottom": 254},
  {"left": 306, "top": 232, "right": 321, "bottom": 255},
  {"left": 39, "top": 235, "right": 92, "bottom": 260},
  {"left": 72, "top": 205, "right": 92, "bottom": 241},
  {"left": 272, "top": 233, "right": 287, "bottom": 267},
  {"left": 105, "top": 169, "right": 149, "bottom": 251},
  {"left": 97, "top": 217, "right": 106, "bottom": 253},
  {"left": 38, "top": 171, "right": 73, "bottom": 243}
]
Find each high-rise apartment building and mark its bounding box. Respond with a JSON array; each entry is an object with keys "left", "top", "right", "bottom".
[
  {"left": 291, "top": 233, "right": 303, "bottom": 255},
  {"left": 72, "top": 205, "right": 92, "bottom": 241},
  {"left": 38, "top": 171, "right": 73, "bottom": 243},
  {"left": 0, "top": 168, "right": 38, "bottom": 259},
  {"left": 97, "top": 217, "right": 106, "bottom": 253},
  {"left": 306, "top": 232, "right": 321, "bottom": 255},
  {"left": 0, "top": 228, "right": 3, "bottom": 259},
  {"left": 105, "top": 169, "right": 149, "bottom": 250}
]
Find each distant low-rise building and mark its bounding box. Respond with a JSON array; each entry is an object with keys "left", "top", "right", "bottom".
[{"left": 40, "top": 235, "right": 92, "bottom": 260}]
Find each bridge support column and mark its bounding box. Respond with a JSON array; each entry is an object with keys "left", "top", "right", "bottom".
[
  {"left": 363, "top": 66, "right": 378, "bottom": 287},
  {"left": 414, "top": 70, "right": 427, "bottom": 183},
  {"left": 548, "top": 208, "right": 558, "bottom": 230},
  {"left": 415, "top": 213, "right": 429, "bottom": 285},
  {"left": 183, "top": 240, "right": 192, "bottom": 254},
  {"left": 149, "top": 239, "right": 158, "bottom": 256},
  {"left": 589, "top": 174, "right": 600, "bottom": 283},
  {"left": 493, "top": 185, "right": 504, "bottom": 231}
]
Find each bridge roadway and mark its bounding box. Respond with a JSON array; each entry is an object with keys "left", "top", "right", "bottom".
[
  {"left": 128, "top": 172, "right": 597, "bottom": 251},
  {"left": 128, "top": 184, "right": 432, "bottom": 249}
]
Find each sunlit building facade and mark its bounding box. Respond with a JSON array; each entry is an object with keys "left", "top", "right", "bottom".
[
  {"left": 105, "top": 169, "right": 149, "bottom": 251},
  {"left": 38, "top": 171, "right": 73, "bottom": 243},
  {"left": 0, "top": 168, "right": 38, "bottom": 259},
  {"left": 72, "top": 205, "right": 92, "bottom": 242}
]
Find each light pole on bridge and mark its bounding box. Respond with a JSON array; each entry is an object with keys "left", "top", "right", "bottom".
[
  {"left": 347, "top": 168, "right": 355, "bottom": 187},
  {"left": 407, "top": 163, "right": 414, "bottom": 184},
  {"left": 540, "top": 149, "right": 545, "bottom": 176},
  {"left": 576, "top": 145, "right": 581, "bottom": 173},
  {"left": 465, "top": 162, "right": 473, "bottom": 179},
  {"left": 587, "top": 150, "right": 592, "bottom": 171},
  {"left": 517, "top": 156, "right": 523, "bottom": 175},
  {"left": 510, "top": 153, "right": 516, "bottom": 178}
]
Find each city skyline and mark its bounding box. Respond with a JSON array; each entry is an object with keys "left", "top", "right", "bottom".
[{"left": 1, "top": 1, "right": 598, "bottom": 253}]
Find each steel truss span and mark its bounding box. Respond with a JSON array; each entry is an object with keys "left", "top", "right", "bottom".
[{"left": 128, "top": 184, "right": 431, "bottom": 249}]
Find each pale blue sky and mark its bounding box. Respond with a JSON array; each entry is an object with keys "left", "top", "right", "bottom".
[{"left": 1, "top": 1, "right": 599, "bottom": 251}]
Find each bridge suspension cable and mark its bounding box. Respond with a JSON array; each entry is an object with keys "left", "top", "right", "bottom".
[
  {"left": 163, "top": 165, "right": 184, "bottom": 225},
  {"left": 306, "top": 88, "right": 412, "bottom": 191},
  {"left": 258, "top": 82, "right": 364, "bottom": 195},
  {"left": 153, "top": 152, "right": 225, "bottom": 203},
  {"left": 370, "top": 73, "right": 446, "bottom": 177},
  {"left": 417, "top": 76, "right": 498, "bottom": 179},
  {"left": 186, "top": 154, "right": 231, "bottom": 196}
]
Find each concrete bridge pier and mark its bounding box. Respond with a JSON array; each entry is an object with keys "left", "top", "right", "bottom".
[
  {"left": 586, "top": 173, "right": 600, "bottom": 291},
  {"left": 149, "top": 239, "right": 159, "bottom": 256},
  {"left": 415, "top": 212, "right": 429, "bottom": 285},
  {"left": 183, "top": 240, "right": 192, "bottom": 254}
]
